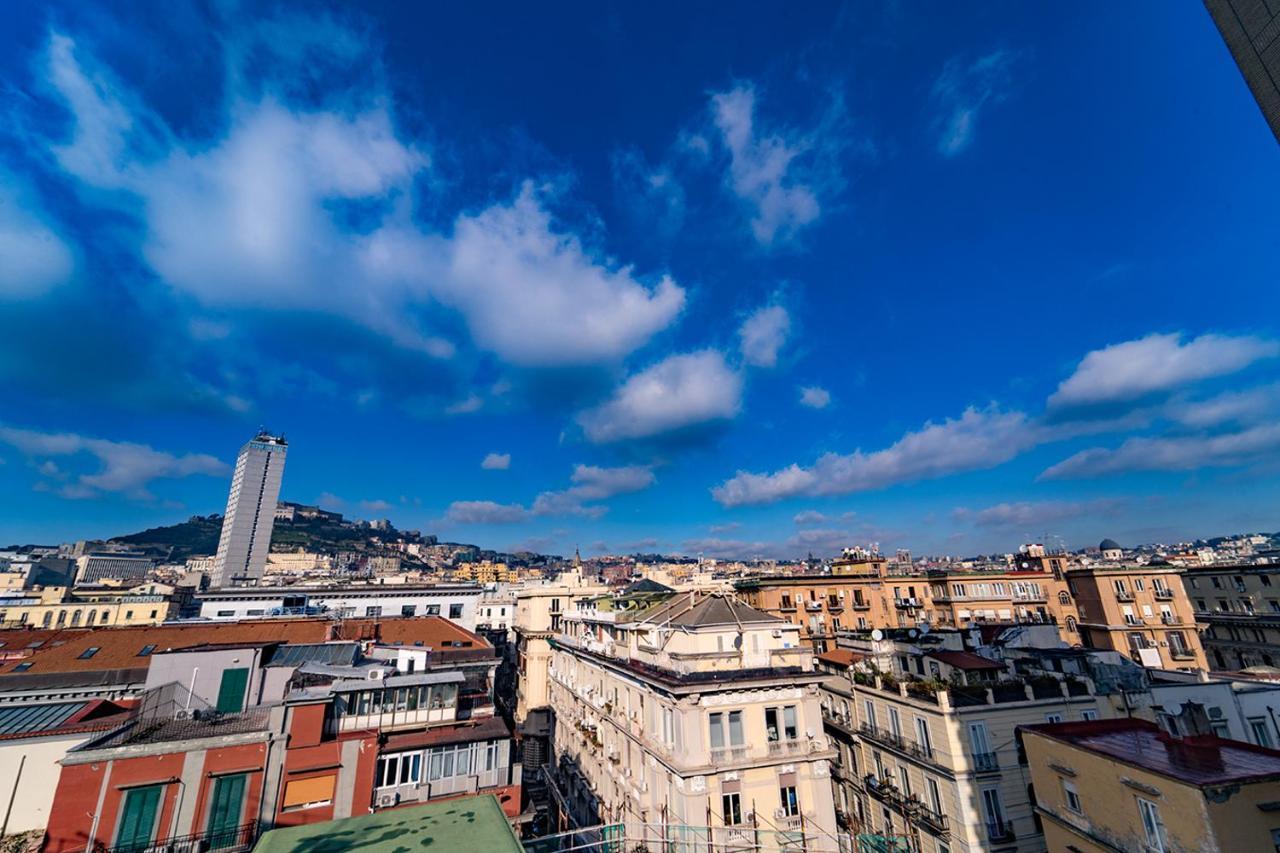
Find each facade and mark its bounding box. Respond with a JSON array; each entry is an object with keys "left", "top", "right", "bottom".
[
  {"left": 211, "top": 432, "right": 288, "bottom": 588},
  {"left": 818, "top": 638, "right": 1106, "bottom": 853},
  {"left": 1132, "top": 671, "right": 1280, "bottom": 747},
  {"left": 73, "top": 551, "right": 154, "bottom": 585},
  {"left": 0, "top": 583, "right": 173, "bottom": 629},
  {"left": 196, "top": 583, "right": 481, "bottom": 629},
  {"left": 1182, "top": 563, "right": 1280, "bottom": 670},
  {"left": 925, "top": 567, "right": 1080, "bottom": 638},
  {"left": 40, "top": 623, "right": 519, "bottom": 852},
  {"left": 546, "top": 591, "right": 838, "bottom": 850},
  {"left": 512, "top": 570, "right": 607, "bottom": 725},
  {"left": 1066, "top": 565, "right": 1208, "bottom": 670},
  {"left": 1024, "top": 717, "right": 1280, "bottom": 852}
]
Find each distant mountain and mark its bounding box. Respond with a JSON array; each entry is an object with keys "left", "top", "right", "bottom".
[{"left": 111, "top": 514, "right": 224, "bottom": 560}]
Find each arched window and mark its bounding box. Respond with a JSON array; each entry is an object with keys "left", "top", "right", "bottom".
[
  {"left": 70, "top": 610, "right": 82, "bottom": 626},
  {"left": 1065, "top": 616, "right": 1077, "bottom": 633},
  {"left": 86, "top": 610, "right": 96, "bottom": 627},
  {"left": 1058, "top": 591, "right": 1071, "bottom": 605},
  {"left": 42, "top": 611, "right": 53, "bottom": 627}
]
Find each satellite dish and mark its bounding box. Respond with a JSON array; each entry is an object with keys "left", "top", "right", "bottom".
[
  {"left": 919, "top": 623, "right": 931, "bottom": 635},
  {"left": 908, "top": 629, "right": 919, "bottom": 639},
  {"left": 871, "top": 629, "right": 884, "bottom": 641},
  {"left": 1165, "top": 702, "right": 1184, "bottom": 717},
  {"left": 733, "top": 633, "right": 743, "bottom": 650}
]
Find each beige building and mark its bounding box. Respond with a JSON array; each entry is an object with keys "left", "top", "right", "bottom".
[
  {"left": 819, "top": 646, "right": 1106, "bottom": 853},
  {"left": 0, "top": 584, "right": 173, "bottom": 628},
  {"left": 1024, "top": 716, "right": 1280, "bottom": 852},
  {"left": 1181, "top": 563, "right": 1280, "bottom": 670},
  {"left": 547, "top": 591, "right": 837, "bottom": 850},
  {"left": 513, "top": 569, "right": 608, "bottom": 725},
  {"left": 1067, "top": 565, "right": 1208, "bottom": 670}
]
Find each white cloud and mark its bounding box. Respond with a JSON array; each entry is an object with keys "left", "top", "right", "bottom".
[
  {"left": 710, "top": 85, "right": 822, "bottom": 245},
  {"left": 713, "top": 407, "right": 1034, "bottom": 506},
  {"left": 444, "top": 500, "right": 529, "bottom": 524},
  {"left": 1041, "top": 424, "right": 1280, "bottom": 480},
  {"left": 38, "top": 33, "right": 685, "bottom": 374},
  {"left": 1169, "top": 383, "right": 1280, "bottom": 428},
  {"left": 445, "top": 394, "right": 484, "bottom": 415},
  {"left": 441, "top": 183, "right": 686, "bottom": 367},
  {"left": 0, "top": 424, "right": 227, "bottom": 499},
  {"left": 481, "top": 452, "right": 511, "bottom": 470},
  {"left": 793, "top": 509, "right": 855, "bottom": 526},
  {"left": 952, "top": 499, "right": 1122, "bottom": 528},
  {"left": 799, "top": 386, "right": 831, "bottom": 409},
  {"left": 738, "top": 304, "right": 790, "bottom": 368},
  {"left": 532, "top": 464, "right": 656, "bottom": 517},
  {"left": 0, "top": 175, "right": 75, "bottom": 299},
  {"left": 578, "top": 350, "right": 743, "bottom": 443},
  {"left": 1048, "top": 332, "right": 1279, "bottom": 412},
  {"left": 932, "top": 50, "right": 1017, "bottom": 157}
]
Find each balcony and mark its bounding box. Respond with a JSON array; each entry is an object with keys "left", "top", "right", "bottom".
[
  {"left": 1160, "top": 613, "right": 1180, "bottom": 625},
  {"left": 1170, "top": 647, "right": 1198, "bottom": 660},
  {"left": 972, "top": 751, "right": 999, "bottom": 772},
  {"left": 986, "top": 819, "right": 1015, "bottom": 843},
  {"left": 914, "top": 803, "right": 948, "bottom": 836},
  {"left": 767, "top": 738, "right": 808, "bottom": 757},
  {"left": 850, "top": 601, "right": 871, "bottom": 610},
  {"left": 894, "top": 598, "right": 921, "bottom": 609},
  {"left": 860, "top": 724, "right": 937, "bottom": 765},
  {"left": 1154, "top": 588, "right": 1175, "bottom": 600},
  {"left": 96, "top": 823, "right": 256, "bottom": 853},
  {"left": 778, "top": 601, "right": 797, "bottom": 612},
  {"left": 1115, "top": 590, "right": 1135, "bottom": 602},
  {"left": 710, "top": 745, "right": 749, "bottom": 763},
  {"left": 805, "top": 601, "right": 824, "bottom": 611}
]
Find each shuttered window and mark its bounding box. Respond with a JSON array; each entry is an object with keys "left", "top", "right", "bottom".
[{"left": 281, "top": 775, "right": 335, "bottom": 809}]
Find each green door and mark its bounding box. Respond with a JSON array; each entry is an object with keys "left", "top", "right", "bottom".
[
  {"left": 115, "top": 785, "right": 162, "bottom": 851},
  {"left": 216, "top": 668, "right": 250, "bottom": 713},
  {"left": 206, "top": 773, "right": 247, "bottom": 849}
]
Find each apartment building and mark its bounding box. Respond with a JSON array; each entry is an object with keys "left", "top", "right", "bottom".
[
  {"left": 1181, "top": 563, "right": 1280, "bottom": 670},
  {"left": 41, "top": 621, "right": 519, "bottom": 852},
  {"left": 1066, "top": 565, "right": 1207, "bottom": 670},
  {"left": 512, "top": 569, "right": 607, "bottom": 724},
  {"left": 818, "top": 638, "right": 1106, "bottom": 853},
  {"left": 926, "top": 568, "right": 1080, "bottom": 637},
  {"left": 195, "top": 583, "right": 481, "bottom": 629},
  {"left": 547, "top": 591, "right": 838, "bottom": 850},
  {"left": 0, "top": 583, "right": 174, "bottom": 629},
  {"left": 1024, "top": 717, "right": 1280, "bottom": 852},
  {"left": 73, "top": 551, "right": 154, "bottom": 585}
]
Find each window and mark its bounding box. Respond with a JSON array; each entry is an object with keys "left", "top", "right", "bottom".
[
  {"left": 217, "top": 610, "right": 235, "bottom": 617},
  {"left": 926, "top": 777, "right": 943, "bottom": 816},
  {"left": 1062, "top": 779, "right": 1081, "bottom": 814},
  {"left": 722, "top": 792, "right": 742, "bottom": 826},
  {"left": 864, "top": 699, "right": 876, "bottom": 729},
  {"left": 401, "top": 605, "right": 416, "bottom": 617},
  {"left": 137, "top": 645, "right": 156, "bottom": 657},
  {"left": 780, "top": 594, "right": 792, "bottom": 608},
  {"left": 365, "top": 606, "right": 382, "bottom": 617},
  {"left": 1211, "top": 577, "right": 1222, "bottom": 589},
  {"left": 1262, "top": 575, "right": 1273, "bottom": 587},
  {"left": 1058, "top": 591, "right": 1071, "bottom": 605},
  {"left": 424, "top": 605, "right": 440, "bottom": 616},
  {"left": 78, "top": 647, "right": 100, "bottom": 659},
  {"left": 779, "top": 784, "right": 799, "bottom": 818},
  {"left": 888, "top": 707, "right": 902, "bottom": 738},
  {"left": 449, "top": 603, "right": 464, "bottom": 619},
  {"left": 115, "top": 785, "right": 163, "bottom": 849},
  {"left": 1045, "top": 713, "right": 1063, "bottom": 724},
  {"left": 1168, "top": 632, "right": 1190, "bottom": 658},
  {"left": 1137, "top": 798, "right": 1166, "bottom": 852},
  {"left": 13, "top": 662, "right": 33, "bottom": 672},
  {"left": 765, "top": 707, "right": 780, "bottom": 741},
  {"left": 915, "top": 716, "right": 933, "bottom": 755},
  {"left": 375, "top": 752, "right": 422, "bottom": 788},
  {"left": 981, "top": 787, "right": 1006, "bottom": 839},
  {"left": 1081, "top": 710, "right": 1098, "bottom": 721},
  {"left": 1134, "top": 578, "right": 1145, "bottom": 591},
  {"left": 1248, "top": 717, "right": 1274, "bottom": 748},
  {"left": 898, "top": 766, "right": 911, "bottom": 798}
]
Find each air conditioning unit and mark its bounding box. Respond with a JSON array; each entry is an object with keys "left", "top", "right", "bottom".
[
  {"left": 377, "top": 792, "right": 399, "bottom": 808},
  {"left": 772, "top": 629, "right": 783, "bottom": 638},
  {"left": 774, "top": 808, "right": 787, "bottom": 819},
  {"left": 367, "top": 668, "right": 387, "bottom": 681}
]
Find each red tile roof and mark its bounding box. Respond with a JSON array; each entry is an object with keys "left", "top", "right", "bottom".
[
  {"left": 0, "top": 617, "right": 486, "bottom": 676},
  {"left": 817, "top": 649, "right": 867, "bottom": 668},
  {"left": 925, "top": 650, "right": 1003, "bottom": 670},
  {"left": 1024, "top": 718, "right": 1280, "bottom": 786}
]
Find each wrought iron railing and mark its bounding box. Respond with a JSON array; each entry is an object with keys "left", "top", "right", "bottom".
[{"left": 97, "top": 823, "right": 256, "bottom": 853}]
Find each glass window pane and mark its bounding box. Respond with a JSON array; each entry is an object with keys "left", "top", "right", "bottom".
[{"left": 729, "top": 710, "right": 744, "bottom": 745}]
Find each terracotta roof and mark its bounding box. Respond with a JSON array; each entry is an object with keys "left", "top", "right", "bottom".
[
  {"left": 817, "top": 649, "right": 867, "bottom": 668},
  {"left": 925, "top": 650, "right": 1004, "bottom": 670},
  {"left": 0, "top": 616, "right": 487, "bottom": 677},
  {"left": 1024, "top": 718, "right": 1280, "bottom": 786}
]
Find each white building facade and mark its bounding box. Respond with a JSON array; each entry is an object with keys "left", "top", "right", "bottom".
[
  {"left": 195, "top": 584, "right": 483, "bottom": 630},
  {"left": 210, "top": 432, "right": 288, "bottom": 587}
]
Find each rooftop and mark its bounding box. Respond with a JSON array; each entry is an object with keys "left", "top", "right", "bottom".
[
  {"left": 83, "top": 706, "right": 274, "bottom": 750},
  {"left": 925, "top": 650, "right": 1004, "bottom": 671},
  {"left": 0, "top": 698, "right": 131, "bottom": 739},
  {"left": 1024, "top": 718, "right": 1280, "bottom": 786},
  {"left": 636, "top": 592, "right": 781, "bottom": 627},
  {"left": 816, "top": 649, "right": 868, "bottom": 669},
  {"left": 0, "top": 616, "right": 486, "bottom": 677},
  {"left": 251, "top": 793, "right": 521, "bottom": 853}
]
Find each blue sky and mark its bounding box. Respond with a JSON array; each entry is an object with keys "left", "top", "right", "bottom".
[{"left": 1, "top": 1, "right": 1278, "bottom": 558}]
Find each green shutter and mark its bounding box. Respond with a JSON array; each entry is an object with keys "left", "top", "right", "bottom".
[
  {"left": 206, "top": 773, "right": 247, "bottom": 849},
  {"left": 216, "top": 668, "right": 250, "bottom": 713},
  {"left": 115, "top": 785, "right": 162, "bottom": 851}
]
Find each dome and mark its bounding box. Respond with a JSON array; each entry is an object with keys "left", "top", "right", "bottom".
[{"left": 1099, "top": 538, "right": 1122, "bottom": 552}]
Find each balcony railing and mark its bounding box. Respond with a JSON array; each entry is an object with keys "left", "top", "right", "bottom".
[
  {"left": 767, "top": 738, "right": 808, "bottom": 757},
  {"left": 986, "top": 819, "right": 1015, "bottom": 842},
  {"left": 805, "top": 601, "right": 824, "bottom": 611},
  {"left": 1154, "top": 588, "right": 1175, "bottom": 600},
  {"left": 97, "top": 823, "right": 256, "bottom": 853},
  {"left": 1115, "top": 590, "right": 1135, "bottom": 602},
  {"left": 862, "top": 775, "right": 949, "bottom": 836},
  {"left": 972, "top": 751, "right": 999, "bottom": 772},
  {"left": 710, "top": 745, "right": 749, "bottom": 763},
  {"left": 850, "top": 601, "right": 871, "bottom": 610}
]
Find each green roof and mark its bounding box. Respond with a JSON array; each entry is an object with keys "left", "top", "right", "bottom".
[{"left": 252, "top": 794, "right": 522, "bottom": 853}]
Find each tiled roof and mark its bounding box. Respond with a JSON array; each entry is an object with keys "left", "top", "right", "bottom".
[
  {"left": 817, "top": 649, "right": 867, "bottom": 668},
  {"left": 1025, "top": 718, "right": 1280, "bottom": 786},
  {"left": 639, "top": 593, "right": 781, "bottom": 627},
  {"left": 925, "top": 650, "right": 1004, "bottom": 671},
  {"left": 0, "top": 616, "right": 487, "bottom": 677}
]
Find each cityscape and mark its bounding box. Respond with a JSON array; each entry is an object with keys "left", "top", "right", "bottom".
[{"left": 2, "top": 3, "right": 1280, "bottom": 853}]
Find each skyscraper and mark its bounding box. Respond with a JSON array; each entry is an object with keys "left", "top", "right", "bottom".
[
  {"left": 1204, "top": 0, "right": 1280, "bottom": 143},
  {"left": 210, "top": 432, "right": 288, "bottom": 587}
]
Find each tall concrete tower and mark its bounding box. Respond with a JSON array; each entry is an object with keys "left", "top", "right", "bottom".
[{"left": 210, "top": 432, "right": 287, "bottom": 587}]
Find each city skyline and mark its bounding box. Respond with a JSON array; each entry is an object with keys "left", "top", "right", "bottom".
[{"left": 2, "top": 3, "right": 1279, "bottom": 558}]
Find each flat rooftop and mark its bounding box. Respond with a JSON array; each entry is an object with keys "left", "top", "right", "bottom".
[
  {"left": 251, "top": 793, "right": 521, "bottom": 853},
  {"left": 1025, "top": 718, "right": 1280, "bottom": 786}
]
